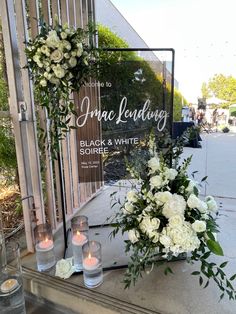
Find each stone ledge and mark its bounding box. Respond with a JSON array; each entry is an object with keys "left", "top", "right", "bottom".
[{"left": 22, "top": 266, "right": 161, "bottom": 314}]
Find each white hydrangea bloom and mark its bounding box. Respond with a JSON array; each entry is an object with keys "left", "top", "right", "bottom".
[
  {"left": 154, "top": 191, "right": 172, "bottom": 205},
  {"left": 161, "top": 221, "right": 200, "bottom": 255},
  {"left": 168, "top": 214, "right": 184, "bottom": 227},
  {"left": 162, "top": 194, "right": 186, "bottom": 218}
]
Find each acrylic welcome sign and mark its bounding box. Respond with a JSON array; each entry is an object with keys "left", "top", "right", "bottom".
[{"left": 75, "top": 49, "right": 174, "bottom": 183}]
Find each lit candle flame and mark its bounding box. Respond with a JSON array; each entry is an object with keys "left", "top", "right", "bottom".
[
  {"left": 45, "top": 237, "right": 48, "bottom": 242},
  {"left": 88, "top": 253, "right": 91, "bottom": 259},
  {"left": 76, "top": 230, "right": 80, "bottom": 236}
]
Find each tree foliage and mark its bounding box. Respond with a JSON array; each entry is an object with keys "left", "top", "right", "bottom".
[
  {"left": 203, "top": 74, "right": 236, "bottom": 107},
  {"left": 201, "top": 82, "right": 210, "bottom": 99},
  {"left": 0, "top": 19, "right": 17, "bottom": 184},
  {"left": 0, "top": 21, "right": 8, "bottom": 110},
  {"left": 98, "top": 25, "right": 185, "bottom": 122},
  {"left": 173, "top": 88, "right": 188, "bottom": 121}
]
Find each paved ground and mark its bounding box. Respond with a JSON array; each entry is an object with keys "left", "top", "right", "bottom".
[{"left": 22, "top": 131, "right": 236, "bottom": 314}]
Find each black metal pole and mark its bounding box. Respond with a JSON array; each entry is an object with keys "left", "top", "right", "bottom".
[
  {"left": 57, "top": 150, "right": 68, "bottom": 257},
  {"left": 162, "top": 60, "right": 167, "bottom": 111},
  {"left": 170, "top": 49, "right": 175, "bottom": 138},
  {"left": 169, "top": 49, "right": 175, "bottom": 167}
]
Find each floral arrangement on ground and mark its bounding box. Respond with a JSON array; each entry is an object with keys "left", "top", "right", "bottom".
[
  {"left": 111, "top": 131, "right": 236, "bottom": 300},
  {"left": 25, "top": 17, "right": 97, "bottom": 157}
]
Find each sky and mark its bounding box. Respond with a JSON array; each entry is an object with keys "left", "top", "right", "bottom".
[{"left": 111, "top": 0, "right": 236, "bottom": 103}]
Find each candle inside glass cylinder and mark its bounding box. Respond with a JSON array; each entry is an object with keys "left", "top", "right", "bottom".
[
  {"left": 83, "top": 253, "right": 99, "bottom": 271},
  {"left": 0, "top": 278, "right": 19, "bottom": 293},
  {"left": 72, "top": 231, "right": 87, "bottom": 246},
  {"left": 38, "top": 238, "right": 54, "bottom": 250}
]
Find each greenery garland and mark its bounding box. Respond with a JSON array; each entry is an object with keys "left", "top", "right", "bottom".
[{"left": 25, "top": 18, "right": 98, "bottom": 158}]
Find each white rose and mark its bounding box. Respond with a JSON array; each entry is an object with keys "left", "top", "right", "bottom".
[
  {"left": 69, "top": 57, "right": 77, "bottom": 67},
  {"left": 55, "top": 258, "right": 75, "bottom": 279},
  {"left": 33, "top": 54, "right": 40, "bottom": 63},
  {"left": 148, "top": 157, "right": 160, "bottom": 173},
  {"left": 139, "top": 217, "right": 160, "bottom": 234},
  {"left": 46, "top": 30, "right": 60, "bottom": 48},
  {"left": 192, "top": 220, "right": 206, "bottom": 233},
  {"left": 41, "top": 45, "right": 50, "bottom": 56},
  {"left": 39, "top": 79, "right": 47, "bottom": 87},
  {"left": 164, "top": 168, "right": 178, "bottom": 180},
  {"left": 168, "top": 214, "right": 184, "bottom": 227},
  {"left": 205, "top": 196, "right": 218, "bottom": 212},
  {"left": 187, "top": 194, "right": 200, "bottom": 208},
  {"left": 128, "top": 229, "right": 140, "bottom": 244},
  {"left": 127, "top": 190, "right": 138, "bottom": 203},
  {"left": 61, "top": 32, "right": 67, "bottom": 39},
  {"left": 53, "top": 65, "right": 66, "bottom": 78},
  {"left": 71, "top": 51, "right": 77, "bottom": 57},
  {"left": 154, "top": 191, "right": 172, "bottom": 205},
  {"left": 122, "top": 202, "right": 134, "bottom": 215},
  {"left": 162, "top": 194, "right": 186, "bottom": 218},
  {"left": 50, "top": 49, "right": 64, "bottom": 63},
  {"left": 150, "top": 175, "right": 163, "bottom": 189},
  {"left": 149, "top": 231, "right": 160, "bottom": 243},
  {"left": 198, "top": 201, "right": 208, "bottom": 214}
]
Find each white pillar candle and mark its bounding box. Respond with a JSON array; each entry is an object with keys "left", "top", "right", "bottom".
[
  {"left": 1, "top": 278, "right": 19, "bottom": 293},
  {"left": 72, "top": 231, "right": 87, "bottom": 246}
]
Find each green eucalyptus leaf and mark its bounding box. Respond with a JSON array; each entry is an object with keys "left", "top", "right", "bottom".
[{"left": 207, "top": 239, "right": 224, "bottom": 256}]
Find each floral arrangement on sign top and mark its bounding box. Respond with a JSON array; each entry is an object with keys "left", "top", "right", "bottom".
[
  {"left": 111, "top": 132, "right": 236, "bottom": 300},
  {"left": 25, "top": 18, "right": 97, "bottom": 157}
]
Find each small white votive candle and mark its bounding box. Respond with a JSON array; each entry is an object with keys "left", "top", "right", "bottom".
[
  {"left": 72, "top": 231, "right": 87, "bottom": 246},
  {"left": 38, "top": 238, "right": 54, "bottom": 251},
  {"left": 83, "top": 254, "right": 99, "bottom": 271},
  {"left": 1, "top": 278, "right": 19, "bottom": 293}
]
